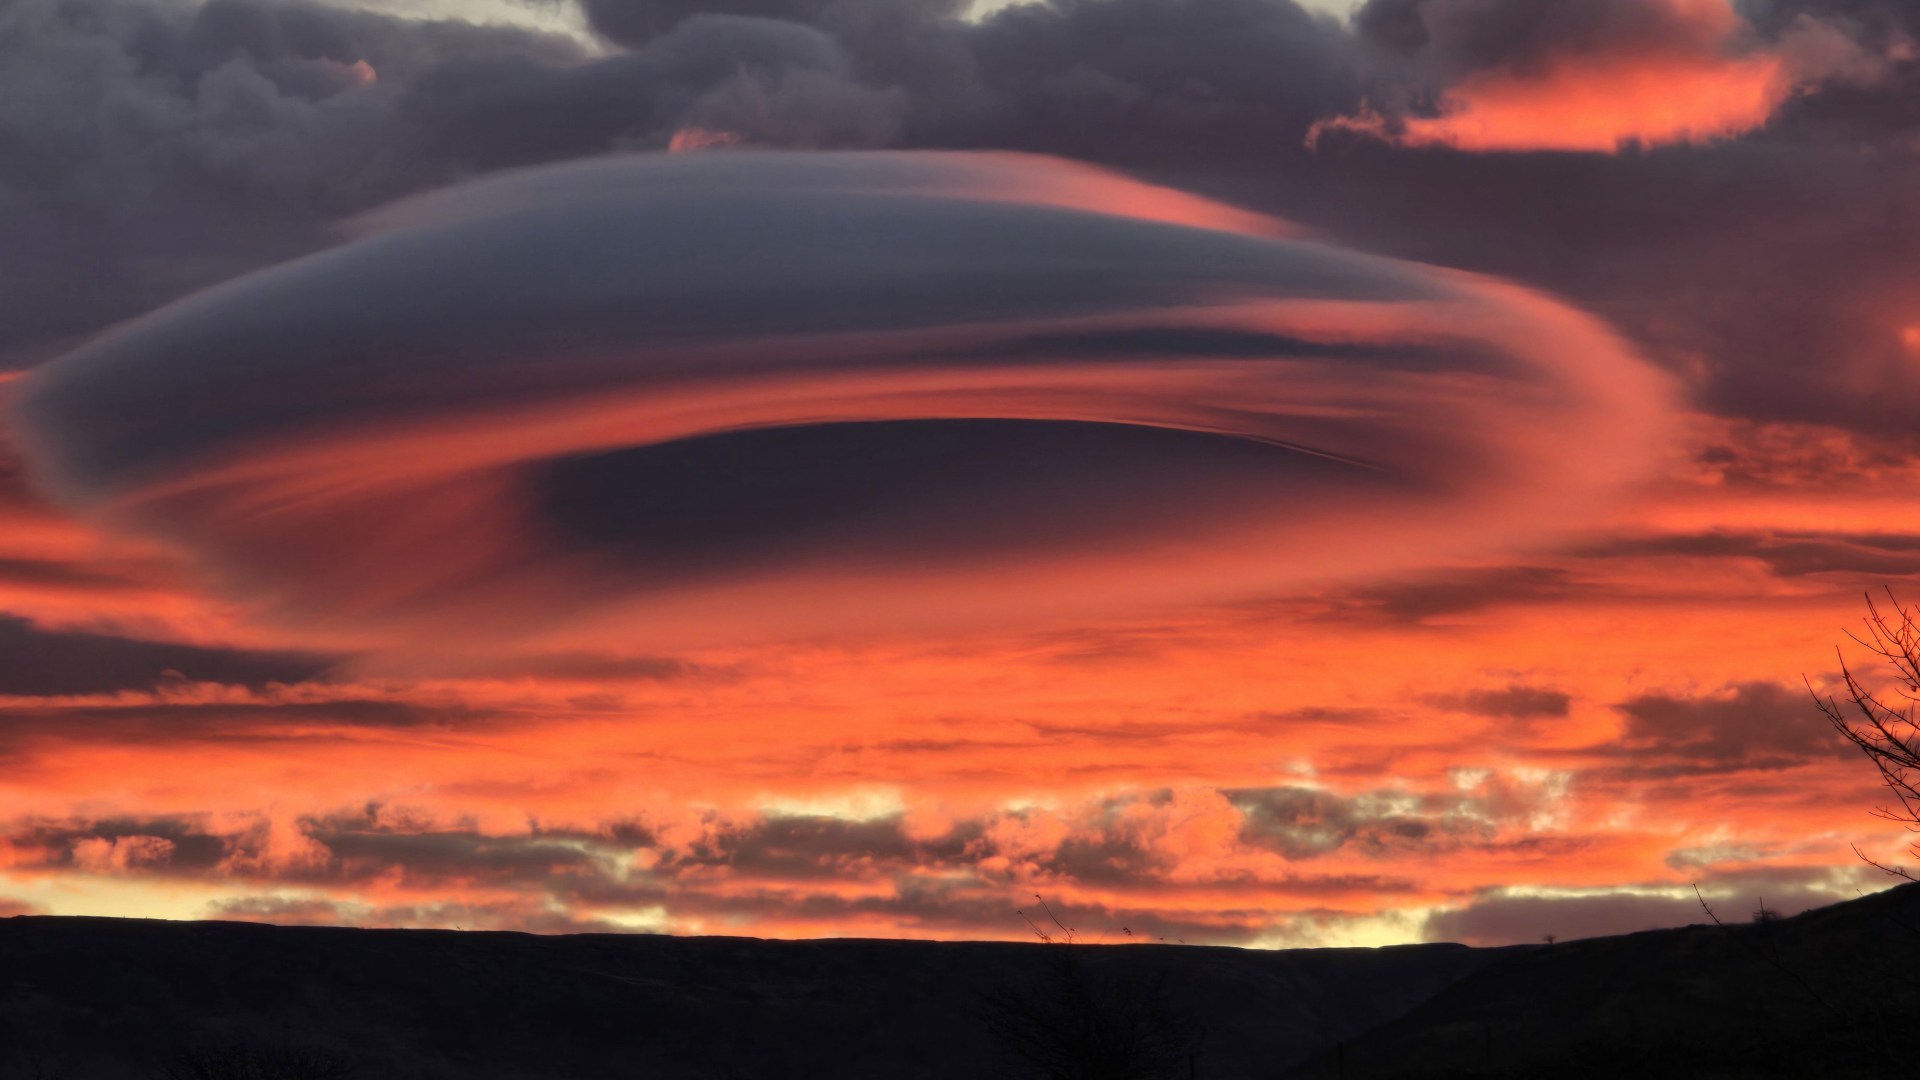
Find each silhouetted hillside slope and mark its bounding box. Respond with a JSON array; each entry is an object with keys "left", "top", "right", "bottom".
[
  {"left": 11, "top": 884, "right": 1914, "bottom": 1079},
  {"left": 1286, "top": 881, "right": 1920, "bottom": 1079},
  {"left": 0, "top": 916, "right": 1504, "bottom": 1079}
]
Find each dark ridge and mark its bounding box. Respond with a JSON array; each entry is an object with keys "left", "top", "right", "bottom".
[
  {"left": 6, "top": 883, "right": 1914, "bottom": 1077},
  {"left": 0, "top": 915, "right": 1500, "bottom": 1079},
  {"left": 1284, "top": 880, "right": 1920, "bottom": 1079}
]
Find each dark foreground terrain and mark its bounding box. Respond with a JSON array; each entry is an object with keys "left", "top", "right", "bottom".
[
  {"left": 1, "top": 882, "right": 1915, "bottom": 1079},
  {"left": 1285, "top": 881, "right": 1920, "bottom": 1079}
]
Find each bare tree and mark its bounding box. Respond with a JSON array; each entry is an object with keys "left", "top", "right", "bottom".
[{"left": 1813, "top": 589, "right": 1920, "bottom": 881}]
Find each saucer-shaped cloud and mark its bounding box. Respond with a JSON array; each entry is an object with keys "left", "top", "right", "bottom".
[{"left": 12, "top": 151, "right": 1674, "bottom": 646}]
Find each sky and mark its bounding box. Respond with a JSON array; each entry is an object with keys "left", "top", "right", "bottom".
[{"left": 0, "top": 0, "right": 1917, "bottom": 949}]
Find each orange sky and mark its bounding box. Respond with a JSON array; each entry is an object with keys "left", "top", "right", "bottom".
[
  {"left": 1, "top": 0, "right": 1916, "bottom": 944},
  {"left": 0, "top": 386, "right": 1906, "bottom": 945}
]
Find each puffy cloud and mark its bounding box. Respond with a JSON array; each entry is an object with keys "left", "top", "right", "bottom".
[
  {"left": 10, "top": 816, "right": 222, "bottom": 872},
  {"left": 70, "top": 832, "right": 178, "bottom": 871},
  {"left": 0, "top": 0, "right": 591, "bottom": 367},
  {"left": 13, "top": 150, "right": 1673, "bottom": 646},
  {"left": 4, "top": 0, "right": 1916, "bottom": 441},
  {"left": 1318, "top": 0, "right": 1901, "bottom": 152},
  {"left": 0, "top": 772, "right": 1618, "bottom": 941}
]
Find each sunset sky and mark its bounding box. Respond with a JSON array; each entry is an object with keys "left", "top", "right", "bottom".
[{"left": 2, "top": 0, "right": 1918, "bottom": 949}]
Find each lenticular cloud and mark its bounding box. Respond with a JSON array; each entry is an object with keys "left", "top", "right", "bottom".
[{"left": 12, "top": 151, "right": 1674, "bottom": 646}]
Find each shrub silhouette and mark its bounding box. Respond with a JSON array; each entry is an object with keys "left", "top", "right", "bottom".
[{"left": 980, "top": 897, "right": 1201, "bottom": 1080}]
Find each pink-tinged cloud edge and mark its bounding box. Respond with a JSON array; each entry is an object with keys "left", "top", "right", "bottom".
[{"left": 1311, "top": 3, "right": 1899, "bottom": 153}]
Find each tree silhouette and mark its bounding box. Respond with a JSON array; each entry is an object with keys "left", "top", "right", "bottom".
[{"left": 1814, "top": 590, "right": 1920, "bottom": 881}]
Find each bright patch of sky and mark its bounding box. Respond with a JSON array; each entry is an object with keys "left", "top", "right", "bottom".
[
  {"left": 324, "top": 0, "right": 598, "bottom": 43},
  {"left": 316, "top": 0, "right": 1363, "bottom": 44}
]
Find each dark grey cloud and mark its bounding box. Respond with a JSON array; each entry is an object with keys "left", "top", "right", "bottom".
[
  {"left": 578, "top": 0, "right": 1359, "bottom": 168},
  {"left": 444, "top": 651, "right": 697, "bottom": 682},
  {"left": 0, "top": 0, "right": 588, "bottom": 367},
  {"left": 1424, "top": 684, "right": 1572, "bottom": 719},
  {"left": 579, "top": 0, "right": 846, "bottom": 46},
  {"left": 397, "top": 12, "right": 906, "bottom": 165},
  {"left": 660, "top": 811, "right": 949, "bottom": 872},
  {"left": 1613, "top": 680, "right": 1843, "bottom": 769},
  {"left": 3, "top": 808, "right": 641, "bottom": 892},
  {"left": 1583, "top": 531, "right": 1920, "bottom": 579},
  {"left": 0, "top": 697, "right": 488, "bottom": 752},
  {"left": 202, "top": 894, "right": 359, "bottom": 923},
  {"left": 304, "top": 824, "right": 616, "bottom": 884},
  {"left": 1353, "top": 0, "right": 1757, "bottom": 74},
  {"left": 1226, "top": 781, "right": 1570, "bottom": 862},
  {"left": 0, "top": 0, "right": 1344, "bottom": 383},
  {"left": 945, "top": 0, "right": 1356, "bottom": 160},
  {"left": 1426, "top": 889, "right": 1704, "bottom": 945},
  {"left": 1283, "top": 140, "right": 1920, "bottom": 430},
  {"left": 538, "top": 419, "right": 1375, "bottom": 584},
  {"left": 1743, "top": 0, "right": 1920, "bottom": 41},
  {"left": 2, "top": 0, "right": 1914, "bottom": 452},
  {"left": 1423, "top": 889, "right": 1706, "bottom": 946},
  {"left": 0, "top": 615, "right": 334, "bottom": 695},
  {"left": 1315, "top": 566, "right": 1583, "bottom": 624},
  {"left": 657, "top": 879, "right": 1271, "bottom": 943},
  {"left": 1686, "top": 424, "right": 1920, "bottom": 489},
  {"left": 1424, "top": 866, "right": 1862, "bottom": 946},
  {"left": 0, "top": 786, "right": 1448, "bottom": 924},
  {"left": 7, "top": 814, "right": 231, "bottom": 872},
  {"left": 1231, "top": 785, "right": 1455, "bottom": 859},
  {"left": 204, "top": 892, "right": 637, "bottom": 932},
  {"left": 0, "top": 0, "right": 908, "bottom": 369}
]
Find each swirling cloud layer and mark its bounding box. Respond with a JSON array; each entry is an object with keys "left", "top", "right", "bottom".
[{"left": 12, "top": 151, "right": 1672, "bottom": 646}]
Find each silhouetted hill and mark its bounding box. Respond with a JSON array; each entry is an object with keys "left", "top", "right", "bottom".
[
  {"left": 0, "top": 916, "right": 1503, "bottom": 1079},
  {"left": 7, "top": 884, "right": 1915, "bottom": 1079},
  {"left": 1284, "top": 881, "right": 1920, "bottom": 1079}
]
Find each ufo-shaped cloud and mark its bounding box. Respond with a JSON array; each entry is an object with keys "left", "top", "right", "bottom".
[{"left": 12, "top": 151, "right": 1674, "bottom": 646}]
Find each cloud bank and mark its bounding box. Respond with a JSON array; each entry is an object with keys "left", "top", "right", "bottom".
[{"left": 13, "top": 150, "right": 1672, "bottom": 645}]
